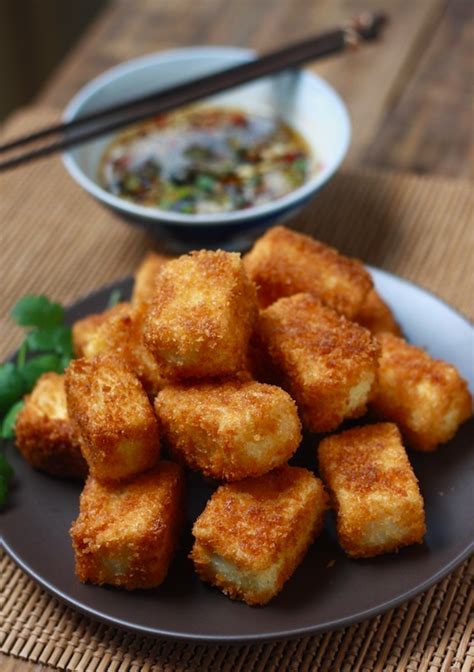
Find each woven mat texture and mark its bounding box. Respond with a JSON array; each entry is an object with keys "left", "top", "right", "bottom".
[{"left": 1, "top": 108, "right": 473, "bottom": 671}]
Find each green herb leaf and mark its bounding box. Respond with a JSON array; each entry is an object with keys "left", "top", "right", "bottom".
[
  {"left": 11, "top": 295, "right": 64, "bottom": 329},
  {"left": 60, "top": 354, "right": 73, "bottom": 371},
  {"left": 1, "top": 400, "right": 24, "bottom": 439},
  {"left": 53, "top": 326, "right": 74, "bottom": 359},
  {"left": 195, "top": 174, "right": 216, "bottom": 192},
  {"left": 26, "top": 325, "right": 73, "bottom": 358},
  {"left": 26, "top": 327, "right": 58, "bottom": 352},
  {"left": 0, "top": 452, "right": 14, "bottom": 480},
  {"left": 16, "top": 341, "right": 28, "bottom": 369},
  {"left": 20, "top": 354, "right": 63, "bottom": 391},
  {"left": 0, "top": 364, "right": 25, "bottom": 416},
  {"left": 107, "top": 289, "right": 122, "bottom": 309}
]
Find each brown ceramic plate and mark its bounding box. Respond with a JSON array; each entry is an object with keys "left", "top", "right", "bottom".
[{"left": 1, "top": 268, "right": 473, "bottom": 643}]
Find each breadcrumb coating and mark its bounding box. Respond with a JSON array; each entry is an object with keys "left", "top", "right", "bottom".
[
  {"left": 83, "top": 301, "right": 168, "bottom": 396},
  {"left": 143, "top": 250, "right": 258, "bottom": 379},
  {"left": 70, "top": 461, "right": 184, "bottom": 589},
  {"left": 243, "top": 225, "right": 372, "bottom": 317},
  {"left": 257, "top": 293, "right": 380, "bottom": 432},
  {"left": 354, "top": 289, "right": 402, "bottom": 336},
  {"left": 132, "top": 251, "right": 171, "bottom": 305},
  {"left": 82, "top": 303, "right": 133, "bottom": 360},
  {"left": 65, "top": 355, "right": 160, "bottom": 482},
  {"left": 191, "top": 465, "right": 328, "bottom": 605},
  {"left": 72, "top": 303, "right": 128, "bottom": 358},
  {"left": 318, "top": 423, "right": 426, "bottom": 558},
  {"left": 15, "top": 373, "right": 87, "bottom": 479},
  {"left": 156, "top": 379, "right": 301, "bottom": 481},
  {"left": 371, "top": 333, "right": 472, "bottom": 451}
]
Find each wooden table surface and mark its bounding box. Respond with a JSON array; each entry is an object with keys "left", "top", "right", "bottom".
[{"left": 2, "top": 0, "right": 472, "bottom": 670}]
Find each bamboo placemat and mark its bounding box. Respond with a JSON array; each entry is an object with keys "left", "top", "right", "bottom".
[{"left": 1, "top": 107, "right": 473, "bottom": 671}]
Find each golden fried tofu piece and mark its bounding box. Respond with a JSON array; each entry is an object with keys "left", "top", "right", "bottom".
[
  {"left": 83, "top": 302, "right": 168, "bottom": 396},
  {"left": 72, "top": 313, "right": 104, "bottom": 358},
  {"left": 72, "top": 303, "right": 130, "bottom": 358},
  {"left": 144, "top": 250, "right": 258, "bottom": 379},
  {"left": 191, "top": 465, "right": 328, "bottom": 605},
  {"left": 70, "top": 461, "right": 184, "bottom": 589},
  {"left": 65, "top": 355, "right": 160, "bottom": 481},
  {"left": 156, "top": 379, "right": 301, "bottom": 481},
  {"left": 82, "top": 302, "right": 132, "bottom": 359},
  {"left": 371, "top": 333, "right": 472, "bottom": 451},
  {"left": 132, "top": 251, "right": 171, "bottom": 305},
  {"left": 354, "top": 289, "right": 402, "bottom": 336},
  {"left": 318, "top": 423, "right": 426, "bottom": 558},
  {"left": 130, "top": 302, "right": 170, "bottom": 395},
  {"left": 72, "top": 314, "right": 106, "bottom": 358},
  {"left": 15, "top": 373, "right": 87, "bottom": 479},
  {"left": 243, "top": 226, "right": 372, "bottom": 317},
  {"left": 257, "top": 293, "right": 380, "bottom": 432}
]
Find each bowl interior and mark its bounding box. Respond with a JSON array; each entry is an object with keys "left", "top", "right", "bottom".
[{"left": 63, "top": 47, "right": 350, "bottom": 224}]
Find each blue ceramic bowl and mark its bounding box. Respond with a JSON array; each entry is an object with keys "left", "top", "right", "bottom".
[{"left": 63, "top": 47, "right": 350, "bottom": 250}]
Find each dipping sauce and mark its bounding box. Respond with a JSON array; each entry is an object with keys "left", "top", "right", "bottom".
[{"left": 99, "top": 107, "right": 313, "bottom": 214}]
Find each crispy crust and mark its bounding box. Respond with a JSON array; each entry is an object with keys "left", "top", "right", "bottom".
[
  {"left": 371, "top": 333, "right": 472, "bottom": 451},
  {"left": 257, "top": 293, "right": 380, "bottom": 432},
  {"left": 15, "top": 372, "right": 87, "bottom": 479},
  {"left": 72, "top": 313, "right": 104, "bottom": 358},
  {"left": 82, "top": 302, "right": 132, "bottom": 360},
  {"left": 132, "top": 251, "right": 172, "bottom": 305},
  {"left": 243, "top": 226, "right": 372, "bottom": 317},
  {"left": 65, "top": 355, "right": 160, "bottom": 482},
  {"left": 318, "top": 423, "right": 426, "bottom": 558},
  {"left": 354, "top": 289, "right": 402, "bottom": 336},
  {"left": 70, "top": 461, "right": 184, "bottom": 589},
  {"left": 72, "top": 303, "right": 130, "bottom": 358},
  {"left": 191, "top": 465, "right": 328, "bottom": 605},
  {"left": 156, "top": 379, "right": 301, "bottom": 480},
  {"left": 83, "top": 301, "right": 168, "bottom": 396},
  {"left": 143, "top": 250, "right": 258, "bottom": 380}
]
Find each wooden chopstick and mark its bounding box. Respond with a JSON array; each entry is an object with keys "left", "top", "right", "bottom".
[{"left": 0, "top": 12, "right": 386, "bottom": 172}]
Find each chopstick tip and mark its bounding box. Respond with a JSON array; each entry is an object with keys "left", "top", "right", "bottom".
[{"left": 353, "top": 11, "right": 389, "bottom": 40}]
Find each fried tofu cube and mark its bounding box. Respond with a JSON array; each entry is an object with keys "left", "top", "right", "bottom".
[
  {"left": 65, "top": 355, "right": 160, "bottom": 481},
  {"left": 72, "top": 303, "right": 130, "bottom": 358},
  {"left": 129, "top": 303, "right": 170, "bottom": 395},
  {"left": 371, "top": 333, "right": 472, "bottom": 451},
  {"left": 84, "top": 302, "right": 168, "bottom": 396},
  {"left": 70, "top": 461, "right": 184, "bottom": 589},
  {"left": 354, "top": 289, "right": 402, "bottom": 336},
  {"left": 72, "top": 313, "right": 106, "bottom": 358},
  {"left": 144, "top": 250, "right": 258, "bottom": 379},
  {"left": 15, "top": 373, "right": 87, "bottom": 479},
  {"left": 156, "top": 379, "right": 301, "bottom": 481},
  {"left": 132, "top": 251, "right": 171, "bottom": 305},
  {"left": 318, "top": 423, "right": 426, "bottom": 558},
  {"left": 82, "top": 302, "right": 132, "bottom": 360},
  {"left": 243, "top": 226, "right": 372, "bottom": 317},
  {"left": 257, "top": 293, "right": 380, "bottom": 432},
  {"left": 191, "top": 465, "right": 328, "bottom": 605}
]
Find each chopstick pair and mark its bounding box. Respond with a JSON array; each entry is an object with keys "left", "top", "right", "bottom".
[{"left": 0, "top": 12, "right": 387, "bottom": 172}]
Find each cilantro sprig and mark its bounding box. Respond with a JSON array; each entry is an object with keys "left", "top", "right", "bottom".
[{"left": 0, "top": 295, "right": 74, "bottom": 508}]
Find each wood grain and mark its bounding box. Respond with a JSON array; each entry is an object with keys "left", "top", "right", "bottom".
[
  {"left": 36, "top": 0, "right": 446, "bottom": 166},
  {"left": 1, "top": 2, "right": 472, "bottom": 671},
  {"left": 365, "top": 0, "right": 474, "bottom": 178},
  {"left": 0, "top": 653, "right": 49, "bottom": 672}
]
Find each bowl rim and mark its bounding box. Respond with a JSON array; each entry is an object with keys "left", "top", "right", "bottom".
[{"left": 62, "top": 46, "right": 351, "bottom": 227}]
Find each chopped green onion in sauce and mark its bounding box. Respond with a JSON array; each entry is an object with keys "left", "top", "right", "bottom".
[{"left": 99, "top": 107, "right": 316, "bottom": 214}]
